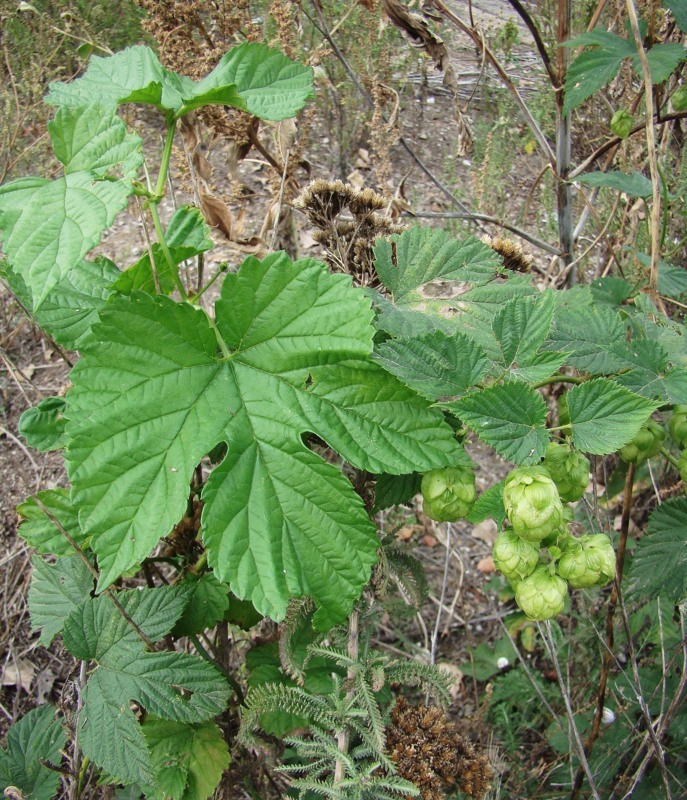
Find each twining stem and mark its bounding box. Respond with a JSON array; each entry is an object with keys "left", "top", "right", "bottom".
[
  {"left": 660, "top": 447, "right": 681, "bottom": 470},
  {"left": 334, "top": 608, "right": 359, "bottom": 784},
  {"left": 569, "top": 462, "right": 635, "bottom": 800},
  {"left": 624, "top": 0, "right": 661, "bottom": 301}
]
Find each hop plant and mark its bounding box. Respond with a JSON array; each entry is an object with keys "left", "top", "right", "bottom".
[
  {"left": 557, "top": 534, "right": 616, "bottom": 588},
  {"left": 421, "top": 466, "right": 476, "bottom": 523},
  {"left": 503, "top": 466, "right": 564, "bottom": 543},
  {"left": 492, "top": 529, "right": 540, "bottom": 583},
  {"left": 619, "top": 420, "right": 666, "bottom": 464},
  {"left": 558, "top": 393, "right": 571, "bottom": 427},
  {"left": 514, "top": 564, "right": 568, "bottom": 620},
  {"left": 669, "top": 405, "right": 687, "bottom": 446},
  {"left": 542, "top": 442, "right": 590, "bottom": 503}
]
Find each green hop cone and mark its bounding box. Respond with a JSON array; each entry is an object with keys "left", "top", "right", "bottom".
[
  {"left": 542, "top": 442, "right": 590, "bottom": 503},
  {"left": 515, "top": 564, "right": 568, "bottom": 620},
  {"left": 679, "top": 450, "right": 687, "bottom": 484},
  {"left": 503, "top": 466, "right": 564, "bottom": 543},
  {"left": 493, "top": 529, "right": 540, "bottom": 583},
  {"left": 669, "top": 405, "right": 687, "bottom": 446},
  {"left": 672, "top": 86, "right": 687, "bottom": 112},
  {"left": 557, "top": 534, "right": 616, "bottom": 588},
  {"left": 610, "top": 108, "right": 633, "bottom": 139},
  {"left": 619, "top": 420, "right": 666, "bottom": 464},
  {"left": 421, "top": 465, "right": 476, "bottom": 522}
]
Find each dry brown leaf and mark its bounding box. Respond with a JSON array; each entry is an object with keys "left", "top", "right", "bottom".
[
  {"left": 471, "top": 518, "right": 498, "bottom": 545},
  {"left": 1, "top": 659, "right": 35, "bottom": 690},
  {"left": 199, "top": 190, "right": 235, "bottom": 239},
  {"left": 477, "top": 556, "right": 496, "bottom": 573}
]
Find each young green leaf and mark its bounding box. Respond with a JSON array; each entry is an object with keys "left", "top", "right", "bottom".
[
  {"left": 17, "top": 489, "right": 85, "bottom": 556},
  {"left": 446, "top": 382, "right": 549, "bottom": 465},
  {"left": 111, "top": 206, "right": 213, "bottom": 295},
  {"left": 0, "top": 173, "right": 130, "bottom": 307},
  {"left": 373, "top": 330, "right": 489, "bottom": 400},
  {"left": 373, "top": 227, "right": 501, "bottom": 302},
  {"left": 18, "top": 397, "right": 67, "bottom": 451},
  {"left": 466, "top": 480, "right": 507, "bottom": 526},
  {"left": 28, "top": 555, "right": 94, "bottom": 645},
  {"left": 628, "top": 498, "right": 687, "bottom": 603},
  {"left": 142, "top": 719, "right": 231, "bottom": 800},
  {"left": 373, "top": 472, "right": 422, "bottom": 512},
  {"left": 567, "top": 378, "right": 660, "bottom": 454},
  {"left": 49, "top": 103, "right": 143, "bottom": 177},
  {"left": 0, "top": 706, "right": 66, "bottom": 800}
]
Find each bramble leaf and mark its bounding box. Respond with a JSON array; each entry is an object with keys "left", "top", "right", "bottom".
[
  {"left": 29, "top": 555, "right": 94, "bottom": 645},
  {"left": 0, "top": 706, "right": 66, "bottom": 800},
  {"left": 17, "top": 489, "right": 85, "bottom": 556},
  {"left": 446, "top": 382, "right": 549, "bottom": 465},
  {"left": 0, "top": 173, "right": 130, "bottom": 307},
  {"left": 373, "top": 330, "right": 489, "bottom": 400},
  {"left": 56, "top": 588, "right": 229, "bottom": 785},
  {"left": 373, "top": 473, "right": 422, "bottom": 511},
  {"left": 628, "top": 498, "right": 687, "bottom": 602},
  {"left": 567, "top": 378, "right": 659, "bottom": 454},
  {"left": 19, "top": 397, "right": 67, "bottom": 451},
  {"left": 172, "top": 573, "right": 230, "bottom": 637},
  {"left": 66, "top": 253, "right": 463, "bottom": 627},
  {"left": 142, "top": 719, "right": 231, "bottom": 800},
  {"left": 613, "top": 338, "right": 687, "bottom": 402}
]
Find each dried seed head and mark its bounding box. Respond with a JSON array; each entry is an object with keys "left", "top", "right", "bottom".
[
  {"left": 482, "top": 235, "right": 534, "bottom": 273},
  {"left": 385, "top": 698, "right": 493, "bottom": 800}
]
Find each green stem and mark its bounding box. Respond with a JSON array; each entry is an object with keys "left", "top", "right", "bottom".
[
  {"left": 207, "top": 314, "right": 232, "bottom": 358},
  {"left": 190, "top": 263, "right": 228, "bottom": 303},
  {"left": 532, "top": 374, "right": 584, "bottom": 389},
  {"left": 148, "top": 119, "right": 188, "bottom": 300},
  {"left": 660, "top": 447, "right": 681, "bottom": 469},
  {"left": 76, "top": 755, "right": 90, "bottom": 798}
]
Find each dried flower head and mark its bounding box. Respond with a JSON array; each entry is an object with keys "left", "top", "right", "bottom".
[
  {"left": 294, "top": 179, "right": 404, "bottom": 286},
  {"left": 482, "top": 235, "right": 534, "bottom": 273},
  {"left": 385, "top": 698, "right": 493, "bottom": 799}
]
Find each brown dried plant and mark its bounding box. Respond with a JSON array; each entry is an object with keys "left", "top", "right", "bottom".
[
  {"left": 294, "top": 179, "right": 405, "bottom": 286},
  {"left": 482, "top": 235, "right": 534, "bottom": 273},
  {"left": 385, "top": 698, "right": 493, "bottom": 800}
]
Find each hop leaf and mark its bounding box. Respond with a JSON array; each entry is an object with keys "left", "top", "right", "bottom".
[
  {"left": 492, "top": 529, "right": 540, "bottom": 583},
  {"left": 503, "top": 466, "right": 564, "bottom": 543},
  {"left": 514, "top": 565, "right": 568, "bottom": 620},
  {"left": 542, "top": 442, "right": 590, "bottom": 503},
  {"left": 421, "top": 465, "right": 477, "bottom": 522},
  {"left": 557, "top": 534, "right": 616, "bottom": 589}
]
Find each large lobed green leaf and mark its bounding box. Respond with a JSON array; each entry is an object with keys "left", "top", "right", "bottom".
[
  {"left": 66, "top": 253, "right": 464, "bottom": 628},
  {"left": 0, "top": 706, "right": 66, "bottom": 800}
]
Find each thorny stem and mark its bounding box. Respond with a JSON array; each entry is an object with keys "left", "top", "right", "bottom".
[
  {"left": 540, "top": 621, "right": 602, "bottom": 800},
  {"left": 27, "top": 487, "right": 156, "bottom": 652},
  {"left": 569, "top": 462, "right": 635, "bottom": 800},
  {"left": 334, "top": 608, "right": 359, "bottom": 784}
]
